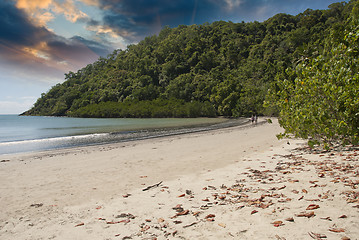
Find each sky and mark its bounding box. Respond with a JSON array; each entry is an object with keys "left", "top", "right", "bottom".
[{"left": 0, "top": 0, "right": 341, "bottom": 114}]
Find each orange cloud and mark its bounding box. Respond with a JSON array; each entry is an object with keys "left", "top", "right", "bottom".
[
  {"left": 15, "top": 0, "right": 89, "bottom": 26},
  {"left": 16, "top": 0, "right": 52, "bottom": 10},
  {"left": 52, "top": 0, "right": 89, "bottom": 23},
  {"left": 79, "top": 0, "right": 100, "bottom": 7}
]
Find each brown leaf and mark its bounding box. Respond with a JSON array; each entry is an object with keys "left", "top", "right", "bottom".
[
  {"left": 176, "top": 210, "right": 189, "bottom": 216},
  {"left": 308, "top": 232, "right": 327, "bottom": 239},
  {"left": 251, "top": 210, "right": 258, "bottom": 215},
  {"left": 302, "top": 189, "right": 308, "bottom": 194},
  {"left": 329, "top": 228, "right": 345, "bottom": 233},
  {"left": 295, "top": 211, "right": 315, "bottom": 218},
  {"left": 205, "top": 214, "right": 216, "bottom": 219},
  {"left": 320, "top": 217, "right": 332, "bottom": 221},
  {"left": 306, "top": 204, "right": 320, "bottom": 210},
  {"left": 339, "top": 215, "right": 347, "bottom": 218},
  {"left": 178, "top": 194, "right": 185, "bottom": 197},
  {"left": 272, "top": 221, "right": 284, "bottom": 227},
  {"left": 285, "top": 217, "right": 294, "bottom": 222},
  {"left": 272, "top": 220, "right": 283, "bottom": 224},
  {"left": 75, "top": 223, "right": 84, "bottom": 227}
]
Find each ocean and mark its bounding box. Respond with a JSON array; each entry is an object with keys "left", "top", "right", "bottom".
[{"left": 0, "top": 115, "right": 247, "bottom": 155}]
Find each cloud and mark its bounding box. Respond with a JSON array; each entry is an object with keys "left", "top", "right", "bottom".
[
  {"left": 15, "top": 0, "right": 90, "bottom": 25},
  {"left": 79, "top": 0, "right": 100, "bottom": 7},
  {"left": 0, "top": 1, "right": 113, "bottom": 85},
  {"left": 96, "top": 0, "right": 219, "bottom": 42},
  {"left": 52, "top": 0, "right": 89, "bottom": 23}
]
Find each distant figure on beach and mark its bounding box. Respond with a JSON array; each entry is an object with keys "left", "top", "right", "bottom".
[
  {"left": 251, "top": 115, "right": 255, "bottom": 124},
  {"left": 255, "top": 115, "right": 258, "bottom": 124}
]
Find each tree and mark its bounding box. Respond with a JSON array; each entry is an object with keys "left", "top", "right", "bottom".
[{"left": 267, "top": 1, "right": 359, "bottom": 147}]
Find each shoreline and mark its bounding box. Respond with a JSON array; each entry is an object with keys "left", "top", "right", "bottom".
[
  {"left": 0, "top": 119, "right": 358, "bottom": 239},
  {"left": 0, "top": 117, "right": 243, "bottom": 156}
]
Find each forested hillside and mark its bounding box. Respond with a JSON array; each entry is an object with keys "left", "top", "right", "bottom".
[{"left": 22, "top": 1, "right": 355, "bottom": 118}]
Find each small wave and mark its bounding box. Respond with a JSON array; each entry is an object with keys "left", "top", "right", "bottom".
[{"left": 0, "top": 133, "right": 109, "bottom": 146}]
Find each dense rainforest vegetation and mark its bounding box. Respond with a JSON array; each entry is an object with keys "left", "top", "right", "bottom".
[
  {"left": 266, "top": 0, "right": 359, "bottom": 146},
  {"left": 23, "top": 1, "right": 357, "bottom": 128}
]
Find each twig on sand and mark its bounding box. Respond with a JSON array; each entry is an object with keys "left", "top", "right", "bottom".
[
  {"left": 142, "top": 181, "right": 163, "bottom": 191},
  {"left": 183, "top": 221, "right": 199, "bottom": 228}
]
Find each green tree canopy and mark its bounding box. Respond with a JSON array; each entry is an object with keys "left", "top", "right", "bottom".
[{"left": 266, "top": 1, "right": 359, "bottom": 146}]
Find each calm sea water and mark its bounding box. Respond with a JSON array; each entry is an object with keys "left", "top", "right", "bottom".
[{"left": 0, "top": 115, "right": 246, "bottom": 155}]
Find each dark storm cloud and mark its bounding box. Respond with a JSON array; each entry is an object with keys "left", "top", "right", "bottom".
[
  {"left": 98, "top": 0, "right": 218, "bottom": 41},
  {"left": 0, "top": 0, "right": 51, "bottom": 47},
  {"left": 0, "top": 0, "right": 113, "bottom": 83},
  {"left": 95, "top": 0, "right": 338, "bottom": 42}
]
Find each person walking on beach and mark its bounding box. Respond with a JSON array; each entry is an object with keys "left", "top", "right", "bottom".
[
  {"left": 251, "top": 115, "right": 255, "bottom": 124},
  {"left": 255, "top": 115, "right": 258, "bottom": 125}
]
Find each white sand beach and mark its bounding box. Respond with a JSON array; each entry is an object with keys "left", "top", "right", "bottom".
[{"left": 0, "top": 119, "right": 358, "bottom": 239}]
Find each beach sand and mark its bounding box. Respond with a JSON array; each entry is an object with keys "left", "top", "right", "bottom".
[{"left": 0, "top": 119, "right": 358, "bottom": 239}]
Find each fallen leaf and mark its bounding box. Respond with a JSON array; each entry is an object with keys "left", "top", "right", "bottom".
[
  {"left": 272, "top": 221, "right": 284, "bottom": 227},
  {"left": 329, "top": 228, "right": 345, "bottom": 233},
  {"left": 308, "top": 232, "right": 327, "bottom": 239},
  {"left": 251, "top": 210, "right": 258, "bottom": 215},
  {"left": 306, "top": 204, "right": 320, "bottom": 210},
  {"left": 193, "top": 211, "right": 201, "bottom": 216},
  {"left": 295, "top": 211, "right": 315, "bottom": 218},
  {"left": 302, "top": 189, "right": 308, "bottom": 194},
  {"left": 205, "top": 214, "right": 216, "bottom": 219},
  {"left": 320, "top": 217, "right": 332, "bottom": 221},
  {"left": 285, "top": 217, "right": 294, "bottom": 222},
  {"left": 339, "top": 215, "right": 347, "bottom": 218},
  {"left": 174, "top": 210, "right": 189, "bottom": 218},
  {"left": 75, "top": 223, "right": 84, "bottom": 227},
  {"left": 178, "top": 194, "right": 185, "bottom": 197}
]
